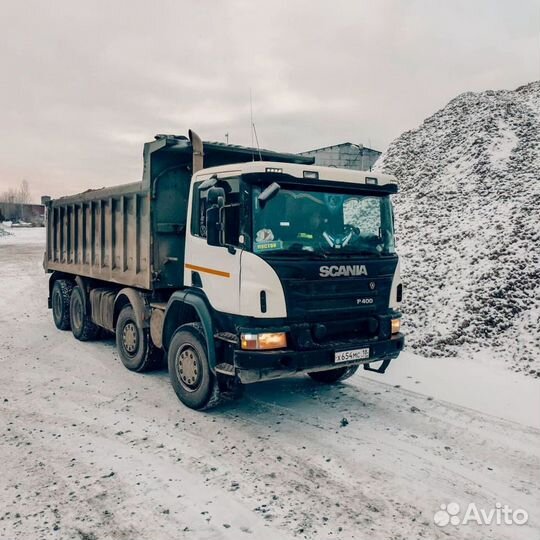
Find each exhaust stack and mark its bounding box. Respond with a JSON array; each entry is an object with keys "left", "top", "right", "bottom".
[{"left": 189, "top": 129, "right": 204, "bottom": 173}]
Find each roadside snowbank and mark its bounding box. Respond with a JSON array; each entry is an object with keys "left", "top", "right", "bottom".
[
  {"left": 0, "top": 226, "right": 44, "bottom": 245},
  {"left": 0, "top": 223, "right": 13, "bottom": 237},
  {"left": 362, "top": 351, "right": 540, "bottom": 429}
]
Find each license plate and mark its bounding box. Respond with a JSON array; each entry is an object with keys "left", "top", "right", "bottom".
[{"left": 335, "top": 347, "right": 370, "bottom": 363}]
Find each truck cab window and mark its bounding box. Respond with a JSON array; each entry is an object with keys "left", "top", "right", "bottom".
[
  {"left": 252, "top": 188, "right": 395, "bottom": 256},
  {"left": 190, "top": 182, "right": 205, "bottom": 237},
  {"left": 223, "top": 190, "right": 240, "bottom": 246},
  {"left": 343, "top": 196, "right": 380, "bottom": 236},
  {"left": 191, "top": 178, "right": 240, "bottom": 246}
]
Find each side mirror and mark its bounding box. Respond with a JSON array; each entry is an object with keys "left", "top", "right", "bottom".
[
  {"left": 258, "top": 182, "right": 280, "bottom": 208},
  {"left": 206, "top": 206, "right": 222, "bottom": 246},
  {"left": 208, "top": 186, "right": 225, "bottom": 207},
  {"left": 206, "top": 187, "right": 226, "bottom": 247}
]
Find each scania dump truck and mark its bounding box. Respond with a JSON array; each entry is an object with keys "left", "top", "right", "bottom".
[{"left": 44, "top": 131, "right": 404, "bottom": 410}]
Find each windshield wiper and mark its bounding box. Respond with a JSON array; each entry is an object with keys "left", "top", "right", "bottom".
[
  {"left": 322, "top": 248, "right": 382, "bottom": 258},
  {"left": 263, "top": 248, "right": 328, "bottom": 259}
]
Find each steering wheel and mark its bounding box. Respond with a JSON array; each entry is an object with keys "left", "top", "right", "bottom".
[{"left": 322, "top": 225, "right": 360, "bottom": 249}]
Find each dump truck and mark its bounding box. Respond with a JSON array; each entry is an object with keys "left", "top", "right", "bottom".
[{"left": 43, "top": 131, "right": 404, "bottom": 409}]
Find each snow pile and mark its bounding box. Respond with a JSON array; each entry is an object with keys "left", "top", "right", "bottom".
[
  {"left": 375, "top": 81, "right": 540, "bottom": 376},
  {"left": 0, "top": 224, "right": 13, "bottom": 237}
]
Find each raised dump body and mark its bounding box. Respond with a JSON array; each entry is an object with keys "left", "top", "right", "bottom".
[{"left": 44, "top": 133, "right": 313, "bottom": 291}]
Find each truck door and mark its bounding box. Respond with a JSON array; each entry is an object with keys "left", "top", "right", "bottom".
[{"left": 184, "top": 177, "right": 241, "bottom": 314}]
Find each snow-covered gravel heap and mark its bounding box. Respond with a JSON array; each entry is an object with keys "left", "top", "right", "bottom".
[{"left": 375, "top": 81, "right": 540, "bottom": 376}]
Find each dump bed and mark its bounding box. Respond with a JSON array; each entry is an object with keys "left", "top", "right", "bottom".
[
  {"left": 44, "top": 134, "right": 313, "bottom": 291},
  {"left": 45, "top": 181, "right": 153, "bottom": 289}
]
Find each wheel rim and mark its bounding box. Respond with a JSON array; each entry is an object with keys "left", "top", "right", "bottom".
[
  {"left": 175, "top": 344, "right": 202, "bottom": 392},
  {"left": 52, "top": 289, "right": 62, "bottom": 320},
  {"left": 72, "top": 294, "right": 83, "bottom": 329},
  {"left": 122, "top": 321, "right": 139, "bottom": 357}
]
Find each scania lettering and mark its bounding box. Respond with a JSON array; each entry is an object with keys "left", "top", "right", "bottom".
[
  {"left": 43, "top": 131, "right": 404, "bottom": 410},
  {"left": 319, "top": 265, "right": 368, "bottom": 278}
]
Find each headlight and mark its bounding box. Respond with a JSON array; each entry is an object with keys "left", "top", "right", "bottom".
[
  {"left": 241, "top": 332, "right": 287, "bottom": 350},
  {"left": 391, "top": 318, "right": 401, "bottom": 334}
]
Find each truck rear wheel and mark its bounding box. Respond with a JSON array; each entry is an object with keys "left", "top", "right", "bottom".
[
  {"left": 70, "top": 286, "right": 100, "bottom": 341},
  {"left": 116, "top": 305, "right": 157, "bottom": 372},
  {"left": 308, "top": 365, "right": 359, "bottom": 384},
  {"left": 52, "top": 279, "right": 73, "bottom": 330},
  {"left": 168, "top": 323, "right": 221, "bottom": 410}
]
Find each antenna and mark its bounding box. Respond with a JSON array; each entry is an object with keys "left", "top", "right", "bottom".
[
  {"left": 225, "top": 133, "right": 229, "bottom": 144},
  {"left": 250, "top": 88, "right": 262, "bottom": 160},
  {"left": 250, "top": 89, "right": 254, "bottom": 160},
  {"left": 252, "top": 123, "right": 262, "bottom": 161}
]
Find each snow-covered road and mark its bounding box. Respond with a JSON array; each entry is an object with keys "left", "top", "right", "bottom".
[{"left": 1, "top": 228, "right": 539, "bottom": 540}]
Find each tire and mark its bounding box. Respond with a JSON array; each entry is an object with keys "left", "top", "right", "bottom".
[
  {"left": 168, "top": 322, "right": 222, "bottom": 410},
  {"left": 70, "top": 286, "right": 100, "bottom": 341},
  {"left": 115, "top": 305, "right": 158, "bottom": 372},
  {"left": 52, "top": 279, "right": 73, "bottom": 330},
  {"left": 308, "top": 365, "right": 359, "bottom": 384}
]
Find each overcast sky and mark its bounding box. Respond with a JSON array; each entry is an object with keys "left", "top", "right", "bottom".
[{"left": 1, "top": 0, "right": 538, "bottom": 201}]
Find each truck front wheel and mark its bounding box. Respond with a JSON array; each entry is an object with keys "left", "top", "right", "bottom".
[
  {"left": 308, "top": 365, "right": 359, "bottom": 384},
  {"left": 52, "top": 279, "right": 73, "bottom": 330},
  {"left": 168, "top": 323, "right": 221, "bottom": 410},
  {"left": 116, "top": 305, "right": 157, "bottom": 372}
]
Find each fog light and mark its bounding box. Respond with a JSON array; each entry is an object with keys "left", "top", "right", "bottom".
[
  {"left": 391, "top": 318, "right": 401, "bottom": 334},
  {"left": 241, "top": 332, "right": 287, "bottom": 350}
]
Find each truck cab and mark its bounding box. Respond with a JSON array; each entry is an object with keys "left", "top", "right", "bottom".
[{"left": 178, "top": 160, "right": 404, "bottom": 397}]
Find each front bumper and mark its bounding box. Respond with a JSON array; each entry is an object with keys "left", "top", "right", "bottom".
[{"left": 233, "top": 333, "right": 404, "bottom": 384}]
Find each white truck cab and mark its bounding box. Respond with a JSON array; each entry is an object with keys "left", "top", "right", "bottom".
[{"left": 178, "top": 154, "right": 404, "bottom": 397}]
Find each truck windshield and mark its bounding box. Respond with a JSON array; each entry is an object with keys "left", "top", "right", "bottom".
[{"left": 252, "top": 187, "right": 396, "bottom": 258}]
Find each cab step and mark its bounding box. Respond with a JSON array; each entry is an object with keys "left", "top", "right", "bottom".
[
  {"left": 215, "top": 363, "right": 236, "bottom": 376},
  {"left": 214, "top": 332, "right": 239, "bottom": 344}
]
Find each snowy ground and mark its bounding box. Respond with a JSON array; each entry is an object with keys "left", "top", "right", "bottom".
[{"left": 1, "top": 228, "right": 539, "bottom": 540}]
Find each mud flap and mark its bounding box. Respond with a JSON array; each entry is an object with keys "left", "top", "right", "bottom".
[{"left": 363, "top": 358, "right": 392, "bottom": 374}]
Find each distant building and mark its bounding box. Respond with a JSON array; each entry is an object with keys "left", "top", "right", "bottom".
[
  {"left": 299, "top": 142, "right": 381, "bottom": 171},
  {"left": 0, "top": 202, "right": 45, "bottom": 225}
]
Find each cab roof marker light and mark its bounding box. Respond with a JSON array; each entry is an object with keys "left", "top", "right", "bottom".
[
  {"left": 365, "top": 177, "right": 378, "bottom": 185},
  {"left": 265, "top": 167, "right": 283, "bottom": 173},
  {"left": 303, "top": 171, "right": 319, "bottom": 179}
]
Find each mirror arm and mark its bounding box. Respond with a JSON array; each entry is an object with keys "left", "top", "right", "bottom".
[
  {"left": 258, "top": 182, "right": 281, "bottom": 208},
  {"left": 199, "top": 175, "right": 218, "bottom": 191}
]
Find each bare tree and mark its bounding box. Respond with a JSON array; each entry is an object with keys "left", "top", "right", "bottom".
[
  {"left": 0, "top": 180, "right": 32, "bottom": 222},
  {"left": 0, "top": 180, "right": 31, "bottom": 204},
  {"left": 0, "top": 187, "right": 17, "bottom": 203},
  {"left": 18, "top": 179, "right": 30, "bottom": 204}
]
